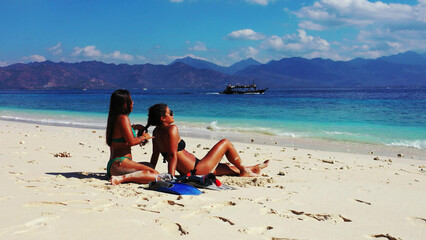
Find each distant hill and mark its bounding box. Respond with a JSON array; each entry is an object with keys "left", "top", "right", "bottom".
[
  {"left": 234, "top": 55, "right": 426, "bottom": 88},
  {"left": 171, "top": 57, "right": 261, "bottom": 74},
  {"left": 377, "top": 51, "right": 426, "bottom": 65},
  {"left": 0, "top": 51, "right": 425, "bottom": 89},
  {"left": 0, "top": 61, "right": 250, "bottom": 90}
]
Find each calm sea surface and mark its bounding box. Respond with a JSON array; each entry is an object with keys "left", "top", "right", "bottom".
[{"left": 0, "top": 88, "right": 425, "bottom": 149}]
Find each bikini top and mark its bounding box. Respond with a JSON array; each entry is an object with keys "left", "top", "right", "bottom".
[
  {"left": 160, "top": 139, "right": 186, "bottom": 161},
  {"left": 111, "top": 128, "right": 137, "bottom": 143}
]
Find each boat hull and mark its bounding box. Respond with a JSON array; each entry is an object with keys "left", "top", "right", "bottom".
[{"left": 220, "top": 89, "right": 268, "bottom": 94}]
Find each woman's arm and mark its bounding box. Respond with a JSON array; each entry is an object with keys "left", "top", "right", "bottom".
[
  {"left": 166, "top": 125, "right": 180, "bottom": 176},
  {"left": 118, "top": 115, "right": 146, "bottom": 146}
]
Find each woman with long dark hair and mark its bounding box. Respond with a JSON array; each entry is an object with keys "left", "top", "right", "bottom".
[
  {"left": 106, "top": 89, "right": 159, "bottom": 185},
  {"left": 146, "top": 103, "right": 269, "bottom": 177}
]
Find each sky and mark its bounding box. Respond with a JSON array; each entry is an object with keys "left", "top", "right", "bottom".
[{"left": 0, "top": 0, "right": 425, "bottom": 67}]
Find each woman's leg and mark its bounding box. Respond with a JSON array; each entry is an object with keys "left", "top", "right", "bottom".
[
  {"left": 110, "top": 159, "right": 159, "bottom": 185},
  {"left": 196, "top": 139, "right": 266, "bottom": 177}
]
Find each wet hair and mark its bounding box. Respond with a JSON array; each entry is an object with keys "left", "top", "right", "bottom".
[
  {"left": 146, "top": 103, "right": 168, "bottom": 129},
  {"left": 106, "top": 89, "right": 133, "bottom": 146}
]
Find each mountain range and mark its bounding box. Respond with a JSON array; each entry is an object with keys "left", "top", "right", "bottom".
[{"left": 0, "top": 51, "right": 425, "bottom": 90}]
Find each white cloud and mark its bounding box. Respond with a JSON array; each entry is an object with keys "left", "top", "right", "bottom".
[
  {"left": 291, "top": 0, "right": 426, "bottom": 59},
  {"left": 245, "top": 46, "right": 259, "bottom": 57},
  {"left": 72, "top": 45, "right": 102, "bottom": 57},
  {"left": 136, "top": 55, "right": 146, "bottom": 61},
  {"left": 298, "top": 21, "right": 326, "bottom": 31},
  {"left": 167, "top": 54, "right": 207, "bottom": 62},
  {"left": 261, "top": 29, "right": 330, "bottom": 53},
  {"left": 22, "top": 55, "right": 46, "bottom": 62},
  {"left": 188, "top": 41, "right": 208, "bottom": 51},
  {"left": 48, "top": 42, "right": 62, "bottom": 55},
  {"left": 105, "top": 51, "right": 134, "bottom": 61},
  {"left": 295, "top": 0, "right": 426, "bottom": 30},
  {"left": 228, "top": 46, "right": 259, "bottom": 60},
  {"left": 245, "top": 0, "right": 273, "bottom": 6},
  {"left": 0, "top": 61, "right": 9, "bottom": 67},
  {"left": 261, "top": 35, "right": 285, "bottom": 50},
  {"left": 226, "top": 29, "right": 265, "bottom": 40}
]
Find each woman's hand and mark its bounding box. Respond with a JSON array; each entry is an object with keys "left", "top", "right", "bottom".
[
  {"left": 139, "top": 132, "right": 154, "bottom": 146},
  {"left": 132, "top": 124, "right": 145, "bottom": 132}
]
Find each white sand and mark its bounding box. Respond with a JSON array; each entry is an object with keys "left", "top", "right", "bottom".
[{"left": 0, "top": 120, "right": 425, "bottom": 240}]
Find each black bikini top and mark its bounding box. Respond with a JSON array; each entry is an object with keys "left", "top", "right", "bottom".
[{"left": 161, "top": 139, "right": 186, "bottom": 162}]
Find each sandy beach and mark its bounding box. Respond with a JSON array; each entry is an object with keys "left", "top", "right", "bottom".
[{"left": 0, "top": 120, "right": 425, "bottom": 240}]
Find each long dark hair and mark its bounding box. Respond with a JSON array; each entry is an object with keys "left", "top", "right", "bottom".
[
  {"left": 106, "top": 89, "right": 132, "bottom": 146},
  {"left": 146, "top": 103, "right": 168, "bottom": 130}
]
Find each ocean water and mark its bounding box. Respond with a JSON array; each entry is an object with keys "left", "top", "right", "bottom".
[{"left": 0, "top": 88, "right": 425, "bottom": 149}]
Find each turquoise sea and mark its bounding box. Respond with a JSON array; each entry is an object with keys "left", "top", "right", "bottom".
[{"left": 0, "top": 88, "right": 425, "bottom": 149}]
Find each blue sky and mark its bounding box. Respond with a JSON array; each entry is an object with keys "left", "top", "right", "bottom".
[{"left": 0, "top": 0, "right": 425, "bottom": 67}]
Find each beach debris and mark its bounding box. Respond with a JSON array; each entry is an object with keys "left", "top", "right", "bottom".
[
  {"left": 218, "top": 176, "right": 275, "bottom": 187},
  {"left": 19, "top": 141, "right": 25, "bottom": 144},
  {"left": 53, "top": 152, "right": 71, "bottom": 158},
  {"left": 271, "top": 238, "right": 301, "bottom": 240},
  {"left": 167, "top": 200, "right": 185, "bottom": 207},
  {"left": 322, "top": 160, "right": 334, "bottom": 164},
  {"left": 371, "top": 234, "right": 402, "bottom": 240},
  {"left": 373, "top": 157, "right": 393, "bottom": 163},
  {"left": 275, "top": 142, "right": 278, "bottom": 144},
  {"left": 254, "top": 153, "right": 259, "bottom": 157},
  {"left": 397, "top": 153, "right": 404, "bottom": 157},
  {"left": 99, "top": 135, "right": 103, "bottom": 138},
  {"left": 196, "top": 144, "right": 201, "bottom": 148},
  {"left": 135, "top": 204, "right": 160, "bottom": 214},
  {"left": 355, "top": 199, "right": 372, "bottom": 205},
  {"left": 292, "top": 157, "right": 296, "bottom": 160},
  {"left": 289, "top": 210, "right": 352, "bottom": 222},
  {"left": 369, "top": 151, "right": 374, "bottom": 154},
  {"left": 175, "top": 223, "right": 189, "bottom": 235},
  {"left": 92, "top": 131, "right": 96, "bottom": 133},
  {"left": 294, "top": 148, "right": 298, "bottom": 150},
  {"left": 277, "top": 171, "right": 286, "bottom": 176},
  {"left": 213, "top": 216, "right": 235, "bottom": 225},
  {"left": 251, "top": 139, "right": 254, "bottom": 143},
  {"left": 203, "top": 147, "right": 210, "bottom": 150},
  {"left": 79, "top": 142, "right": 85, "bottom": 146}
]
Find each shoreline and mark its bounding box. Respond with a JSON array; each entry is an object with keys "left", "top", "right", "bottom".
[
  {"left": 1, "top": 120, "right": 425, "bottom": 239},
  {"left": 3, "top": 118, "right": 425, "bottom": 161}
]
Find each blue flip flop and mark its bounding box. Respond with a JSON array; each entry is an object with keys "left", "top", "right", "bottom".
[{"left": 148, "top": 180, "right": 202, "bottom": 195}]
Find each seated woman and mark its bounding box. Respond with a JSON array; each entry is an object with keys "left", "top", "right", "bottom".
[
  {"left": 146, "top": 103, "right": 268, "bottom": 177},
  {"left": 106, "top": 89, "right": 159, "bottom": 185}
]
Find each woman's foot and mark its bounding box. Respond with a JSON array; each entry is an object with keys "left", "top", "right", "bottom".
[
  {"left": 239, "top": 160, "right": 269, "bottom": 176},
  {"left": 250, "top": 160, "right": 269, "bottom": 174},
  {"left": 239, "top": 167, "right": 258, "bottom": 177},
  {"left": 110, "top": 176, "right": 121, "bottom": 185}
]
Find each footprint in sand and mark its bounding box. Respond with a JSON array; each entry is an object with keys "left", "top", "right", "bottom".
[
  {"left": 289, "top": 210, "right": 352, "bottom": 223},
  {"left": 407, "top": 216, "right": 426, "bottom": 227},
  {"left": 24, "top": 201, "right": 68, "bottom": 207},
  {"left": 0, "top": 216, "right": 61, "bottom": 236},
  {"left": 80, "top": 202, "right": 118, "bottom": 213},
  {"left": 238, "top": 226, "right": 273, "bottom": 234},
  {"left": 155, "top": 219, "right": 189, "bottom": 236}
]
